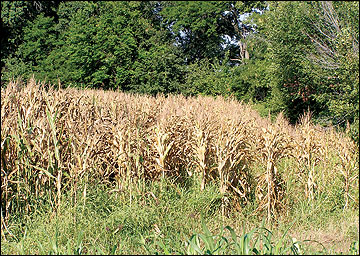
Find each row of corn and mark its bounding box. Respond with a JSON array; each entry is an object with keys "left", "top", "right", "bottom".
[{"left": 1, "top": 78, "right": 358, "bottom": 224}]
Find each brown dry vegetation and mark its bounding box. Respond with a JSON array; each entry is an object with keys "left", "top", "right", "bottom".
[{"left": 1, "top": 78, "right": 359, "bottom": 227}]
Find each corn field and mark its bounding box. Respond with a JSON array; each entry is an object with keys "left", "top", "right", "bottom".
[{"left": 1, "top": 78, "right": 359, "bottom": 227}]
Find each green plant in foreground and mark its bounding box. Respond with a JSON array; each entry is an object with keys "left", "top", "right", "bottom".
[
  {"left": 185, "top": 215, "right": 229, "bottom": 255},
  {"left": 199, "top": 217, "right": 301, "bottom": 255},
  {"left": 142, "top": 214, "right": 302, "bottom": 255},
  {"left": 348, "top": 240, "right": 359, "bottom": 255}
]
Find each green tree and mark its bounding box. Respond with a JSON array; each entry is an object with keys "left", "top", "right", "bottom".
[
  {"left": 181, "top": 57, "right": 234, "bottom": 97},
  {"left": 2, "top": 1, "right": 185, "bottom": 93},
  {"left": 1, "top": 1, "right": 60, "bottom": 85},
  {"left": 252, "top": 2, "right": 318, "bottom": 122},
  {"left": 251, "top": 1, "right": 358, "bottom": 143},
  {"left": 304, "top": 2, "right": 359, "bottom": 127},
  {"left": 160, "top": 1, "right": 266, "bottom": 64}
]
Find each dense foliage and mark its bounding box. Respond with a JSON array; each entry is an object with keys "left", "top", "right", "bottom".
[
  {"left": 251, "top": 1, "right": 359, "bottom": 140},
  {"left": 1, "top": 1, "right": 358, "bottom": 141}
]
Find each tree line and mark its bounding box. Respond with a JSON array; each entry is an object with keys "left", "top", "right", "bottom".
[{"left": 1, "top": 1, "right": 359, "bottom": 142}]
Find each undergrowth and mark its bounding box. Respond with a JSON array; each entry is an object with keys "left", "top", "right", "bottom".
[{"left": 1, "top": 177, "right": 358, "bottom": 255}]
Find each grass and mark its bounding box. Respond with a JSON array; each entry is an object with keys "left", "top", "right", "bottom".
[{"left": 1, "top": 177, "right": 359, "bottom": 255}]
